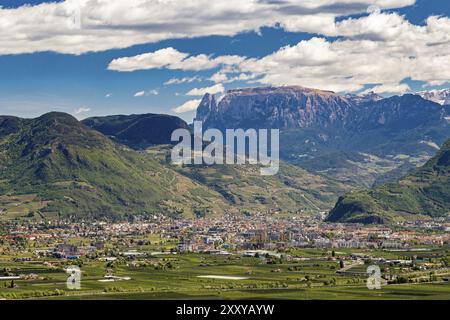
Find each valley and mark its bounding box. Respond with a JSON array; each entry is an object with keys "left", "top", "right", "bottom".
[
  {"left": 1, "top": 214, "right": 450, "bottom": 300},
  {"left": 1, "top": 85, "right": 450, "bottom": 301},
  {"left": 2, "top": 0, "right": 450, "bottom": 304},
  {"left": 1, "top": 86, "right": 450, "bottom": 224},
  {"left": 0, "top": 112, "right": 352, "bottom": 221}
]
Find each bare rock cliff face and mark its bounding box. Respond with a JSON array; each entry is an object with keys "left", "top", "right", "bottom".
[{"left": 197, "top": 86, "right": 355, "bottom": 130}]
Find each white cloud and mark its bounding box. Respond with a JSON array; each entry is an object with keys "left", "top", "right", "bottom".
[
  {"left": 364, "top": 83, "right": 411, "bottom": 94},
  {"left": 134, "top": 89, "right": 159, "bottom": 97},
  {"left": 209, "top": 72, "right": 229, "bottom": 84},
  {"left": 186, "top": 84, "right": 225, "bottom": 96},
  {"left": 105, "top": 93, "right": 112, "bottom": 98},
  {"left": 173, "top": 99, "right": 202, "bottom": 113},
  {"left": 217, "top": 12, "right": 450, "bottom": 93},
  {"left": 209, "top": 71, "right": 257, "bottom": 84},
  {"left": 164, "top": 76, "right": 203, "bottom": 85},
  {"left": 108, "top": 48, "right": 188, "bottom": 72},
  {"left": 5, "top": 1, "right": 448, "bottom": 97},
  {"left": 73, "top": 106, "right": 90, "bottom": 115},
  {"left": 134, "top": 91, "right": 146, "bottom": 97},
  {"left": 0, "top": 0, "right": 416, "bottom": 55},
  {"left": 104, "top": 8, "right": 450, "bottom": 94},
  {"left": 108, "top": 47, "right": 245, "bottom": 72}
]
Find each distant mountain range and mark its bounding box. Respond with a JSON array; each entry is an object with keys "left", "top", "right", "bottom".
[
  {"left": 196, "top": 86, "right": 356, "bottom": 130},
  {"left": 196, "top": 86, "right": 449, "bottom": 139},
  {"left": 0, "top": 112, "right": 349, "bottom": 221},
  {"left": 327, "top": 137, "right": 450, "bottom": 224},
  {"left": 82, "top": 113, "right": 189, "bottom": 148},
  {"left": 196, "top": 86, "right": 450, "bottom": 189},
  {"left": 1, "top": 85, "right": 449, "bottom": 224},
  {"left": 0, "top": 112, "right": 184, "bottom": 219},
  {"left": 195, "top": 86, "right": 450, "bottom": 223},
  {"left": 417, "top": 88, "right": 450, "bottom": 106}
]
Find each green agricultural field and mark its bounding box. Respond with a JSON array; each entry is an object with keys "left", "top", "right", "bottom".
[{"left": 1, "top": 245, "right": 450, "bottom": 300}]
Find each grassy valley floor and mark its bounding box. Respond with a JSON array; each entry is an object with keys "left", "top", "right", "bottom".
[{"left": 2, "top": 245, "right": 450, "bottom": 300}]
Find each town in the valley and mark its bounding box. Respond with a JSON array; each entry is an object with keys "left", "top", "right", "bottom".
[{"left": 1, "top": 213, "right": 450, "bottom": 300}]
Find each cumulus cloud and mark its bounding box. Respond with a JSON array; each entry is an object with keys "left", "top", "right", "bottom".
[
  {"left": 133, "top": 89, "right": 158, "bottom": 97},
  {"left": 164, "top": 76, "right": 203, "bottom": 85},
  {"left": 186, "top": 84, "right": 225, "bottom": 96},
  {"left": 73, "top": 106, "right": 90, "bottom": 116},
  {"left": 108, "top": 48, "right": 188, "bottom": 72},
  {"left": 210, "top": 71, "right": 258, "bottom": 84},
  {"left": 173, "top": 99, "right": 202, "bottom": 113},
  {"left": 134, "top": 91, "right": 146, "bottom": 97},
  {"left": 218, "top": 12, "right": 450, "bottom": 92},
  {"left": 6, "top": 0, "right": 447, "bottom": 96},
  {"left": 103, "top": 8, "right": 450, "bottom": 94},
  {"left": 363, "top": 83, "right": 411, "bottom": 94},
  {"left": 0, "top": 0, "right": 416, "bottom": 55},
  {"left": 108, "top": 47, "right": 245, "bottom": 72}
]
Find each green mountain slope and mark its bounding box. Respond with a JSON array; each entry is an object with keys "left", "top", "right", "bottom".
[
  {"left": 0, "top": 113, "right": 227, "bottom": 220},
  {"left": 326, "top": 138, "right": 450, "bottom": 224},
  {"left": 82, "top": 113, "right": 189, "bottom": 149},
  {"left": 0, "top": 112, "right": 349, "bottom": 221},
  {"left": 149, "top": 145, "right": 352, "bottom": 215}
]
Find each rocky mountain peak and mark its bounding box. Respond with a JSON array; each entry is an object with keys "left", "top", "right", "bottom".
[
  {"left": 195, "top": 86, "right": 354, "bottom": 130},
  {"left": 417, "top": 88, "right": 450, "bottom": 105},
  {"left": 195, "top": 93, "right": 217, "bottom": 122},
  {"left": 344, "top": 91, "right": 384, "bottom": 104}
]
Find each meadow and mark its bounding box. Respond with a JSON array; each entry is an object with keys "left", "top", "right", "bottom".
[{"left": 1, "top": 240, "right": 450, "bottom": 300}]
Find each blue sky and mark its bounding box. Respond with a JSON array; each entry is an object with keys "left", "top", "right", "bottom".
[{"left": 0, "top": 0, "right": 449, "bottom": 122}]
